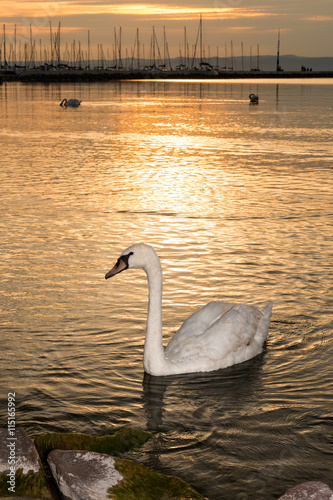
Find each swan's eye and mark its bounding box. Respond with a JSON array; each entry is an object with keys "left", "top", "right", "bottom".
[
  {"left": 120, "top": 251, "right": 134, "bottom": 268},
  {"left": 114, "top": 251, "right": 134, "bottom": 269}
]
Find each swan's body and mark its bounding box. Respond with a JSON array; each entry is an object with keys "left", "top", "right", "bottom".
[
  {"left": 249, "top": 93, "right": 259, "bottom": 104},
  {"left": 105, "top": 243, "right": 273, "bottom": 376},
  {"left": 60, "top": 98, "right": 81, "bottom": 108}
]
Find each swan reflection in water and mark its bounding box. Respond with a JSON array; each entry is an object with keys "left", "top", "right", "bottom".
[
  {"left": 105, "top": 243, "right": 273, "bottom": 377},
  {"left": 141, "top": 353, "right": 266, "bottom": 432},
  {"left": 140, "top": 355, "right": 267, "bottom": 497}
]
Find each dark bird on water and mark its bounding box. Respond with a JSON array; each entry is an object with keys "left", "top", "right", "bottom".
[{"left": 60, "top": 98, "right": 82, "bottom": 108}]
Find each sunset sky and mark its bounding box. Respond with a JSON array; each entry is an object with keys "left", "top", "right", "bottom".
[{"left": 1, "top": 0, "right": 333, "bottom": 59}]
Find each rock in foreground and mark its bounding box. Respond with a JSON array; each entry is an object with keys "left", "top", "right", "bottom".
[
  {"left": 279, "top": 481, "right": 333, "bottom": 499},
  {"left": 0, "top": 428, "right": 51, "bottom": 498},
  {"left": 48, "top": 449, "right": 205, "bottom": 500},
  {"left": 48, "top": 450, "right": 123, "bottom": 500}
]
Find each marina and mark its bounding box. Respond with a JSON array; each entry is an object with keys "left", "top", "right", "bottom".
[{"left": 1, "top": 20, "right": 332, "bottom": 82}]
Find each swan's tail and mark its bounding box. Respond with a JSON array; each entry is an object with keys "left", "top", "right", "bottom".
[
  {"left": 262, "top": 301, "right": 273, "bottom": 317},
  {"left": 256, "top": 301, "right": 273, "bottom": 343}
]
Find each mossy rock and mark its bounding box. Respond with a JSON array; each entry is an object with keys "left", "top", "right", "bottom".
[
  {"left": 110, "top": 457, "right": 205, "bottom": 499},
  {"left": 36, "top": 428, "right": 205, "bottom": 499},
  {"left": 0, "top": 428, "right": 51, "bottom": 499},
  {"left": 35, "top": 428, "right": 152, "bottom": 459},
  {"left": 47, "top": 449, "right": 205, "bottom": 500},
  {"left": 0, "top": 468, "right": 51, "bottom": 498}
]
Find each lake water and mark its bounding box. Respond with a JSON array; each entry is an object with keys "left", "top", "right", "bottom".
[{"left": 0, "top": 79, "right": 332, "bottom": 499}]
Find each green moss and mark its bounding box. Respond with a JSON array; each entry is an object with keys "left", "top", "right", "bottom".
[
  {"left": 35, "top": 428, "right": 152, "bottom": 459},
  {"left": 108, "top": 457, "right": 205, "bottom": 500},
  {"left": 0, "top": 468, "right": 51, "bottom": 498},
  {"left": 34, "top": 428, "right": 204, "bottom": 499}
]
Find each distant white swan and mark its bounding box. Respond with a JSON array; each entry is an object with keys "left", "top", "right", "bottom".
[
  {"left": 60, "top": 98, "right": 81, "bottom": 108},
  {"left": 105, "top": 243, "right": 273, "bottom": 376}
]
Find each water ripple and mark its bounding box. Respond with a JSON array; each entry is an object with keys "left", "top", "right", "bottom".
[{"left": 0, "top": 80, "right": 332, "bottom": 500}]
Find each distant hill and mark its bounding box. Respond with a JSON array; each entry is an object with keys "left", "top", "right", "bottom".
[
  {"left": 256, "top": 55, "right": 333, "bottom": 72},
  {"left": 168, "top": 55, "right": 333, "bottom": 72},
  {"left": 7, "top": 54, "right": 332, "bottom": 74},
  {"left": 61, "top": 54, "right": 333, "bottom": 72}
]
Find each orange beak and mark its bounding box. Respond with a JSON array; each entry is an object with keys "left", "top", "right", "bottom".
[{"left": 105, "top": 257, "right": 128, "bottom": 279}]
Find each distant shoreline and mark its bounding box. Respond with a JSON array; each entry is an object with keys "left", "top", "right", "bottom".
[{"left": 1, "top": 68, "right": 333, "bottom": 83}]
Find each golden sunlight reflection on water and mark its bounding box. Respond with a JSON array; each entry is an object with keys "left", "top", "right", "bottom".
[{"left": 0, "top": 80, "right": 332, "bottom": 500}]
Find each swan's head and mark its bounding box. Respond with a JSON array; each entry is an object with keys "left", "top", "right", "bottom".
[{"left": 105, "top": 243, "right": 159, "bottom": 279}]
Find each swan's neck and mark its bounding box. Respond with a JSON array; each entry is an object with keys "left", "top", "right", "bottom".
[{"left": 143, "top": 256, "right": 166, "bottom": 375}]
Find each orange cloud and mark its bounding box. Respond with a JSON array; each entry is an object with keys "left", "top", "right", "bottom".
[
  {"left": 1, "top": 1, "right": 270, "bottom": 21},
  {"left": 304, "top": 15, "right": 333, "bottom": 21}
]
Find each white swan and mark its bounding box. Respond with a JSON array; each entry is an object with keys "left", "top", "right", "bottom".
[
  {"left": 60, "top": 98, "right": 81, "bottom": 108},
  {"left": 105, "top": 243, "right": 273, "bottom": 376}
]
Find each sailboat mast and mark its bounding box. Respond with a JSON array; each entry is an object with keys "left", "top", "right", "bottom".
[
  {"left": 87, "top": 30, "right": 90, "bottom": 69},
  {"left": 152, "top": 26, "right": 156, "bottom": 67},
  {"left": 58, "top": 22, "right": 61, "bottom": 66},
  {"left": 184, "top": 26, "right": 187, "bottom": 68},
  {"left": 29, "top": 23, "right": 33, "bottom": 68},
  {"left": 49, "top": 22, "right": 53, "bottom": 66},
  {"left": 14, "top": 24, "right": 17, "bottom": 67},
  {"left": 163, "top": 26, "right": 166, "bottom": 68},
  {"left": 113, "top": 28, "right": 117, "bottom": 68},
  {"left": 276, "top": 29, "right": 281, "bottom": 71},
  {"left": 119, "top": 27, "right": 122, "bottom": 68},
  {"left": 257, "top": 43, "right": 259, "bottom": 70},
  {"left": 241, "top": 41, "right": 244, "bottom": 71},
  {"left": 3, "top": 24, "right": 6, "bottom": 68},
  {"left": 137, "top": 28, "right": 140, "bottom": 70},
  {"left": 199, "top": 14, "right": 203, "bottom": 65}
]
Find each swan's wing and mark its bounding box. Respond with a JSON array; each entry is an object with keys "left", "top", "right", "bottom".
[
  {"left": 67, "top": 99, "right": 80, "bottom": 107},
  {"left": 170, "top": 301, "right": 234, "bottom": 339},
  {"left": 165, "top": 303, "right": 269, "bottom": 368},
  {"left": 165, "top": 300, "right": 234, "bottom": 357}
]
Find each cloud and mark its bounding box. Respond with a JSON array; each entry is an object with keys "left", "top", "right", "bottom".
[
  {"left": 1, "top": 1, "right": 272, "bottom": 21},
  {"left": 304, "top": 15, "right": 333, "bottom": 21},
  {"left": 2, "top": 0, "right": 333, "bottom": 56}
]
